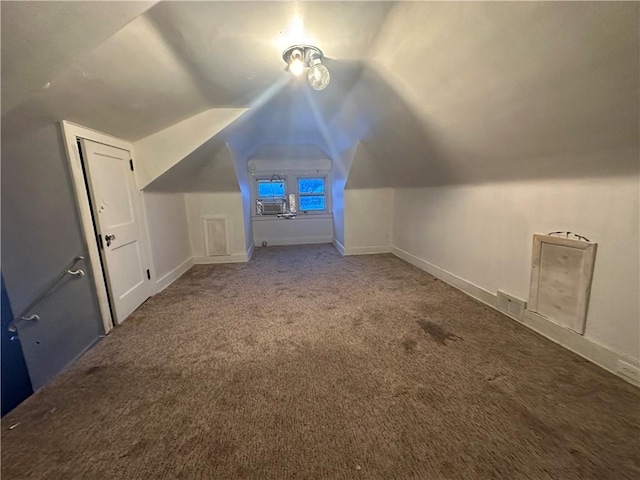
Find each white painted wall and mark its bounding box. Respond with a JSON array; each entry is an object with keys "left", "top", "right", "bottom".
[
  {"left": 253, "top": 216, "right": 333, "bottom": 247},
  {"left": 143, "top": 192, "right": 192, "bottom": 291},
  {"left": 228, "top": 145, "right": 254, "bottom": 255},
  {"left": 391, "top": 176, "right": 640, "bottom": 362},
  {"left": 134, "top": 108, "right": 246, "bottom": 189},
  {"left": 332, "top": 185, "right": 345, "bottom": 251},
  {"left": 332, "top": 145, "right": 358, "bottom": 251},
  {"left": 344, "top": 188, "right": 394, "bottom": 255},
  {"left": 185, "top": 192, "right": 248, "bottom": 263}
]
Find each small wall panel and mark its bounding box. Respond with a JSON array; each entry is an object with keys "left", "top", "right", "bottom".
[
  {"left": 203, "top": 216, "right": 229, "bottom": 256},
  {"left": 529, "top": 234, "right": 597, "bottom": 334}
]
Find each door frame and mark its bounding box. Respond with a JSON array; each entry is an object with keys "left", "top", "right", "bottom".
[{"left": 61, "top": 121, "right": 154, "bottom": 334}]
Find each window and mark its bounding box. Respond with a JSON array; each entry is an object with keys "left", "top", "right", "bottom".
[
  {"left": 257, "top": 179, "right": 285, "bottom": 202},
  {"left": 298, "top": 177, "right": 325, "bottom": 211},
  {"left": 254, "top": 175, "right": 329, "bottom": 216}
]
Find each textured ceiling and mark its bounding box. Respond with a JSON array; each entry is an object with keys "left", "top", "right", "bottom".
[{"left": 2, "top": 1, "right": 637, "bottom": 186}]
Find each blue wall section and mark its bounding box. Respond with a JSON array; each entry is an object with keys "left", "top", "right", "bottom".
[
  {"left": 1, "top": 275, "right": 33, "bottom": 416},
  {"left": 2, "top": 122, "right": 104, "bottom": 390}
]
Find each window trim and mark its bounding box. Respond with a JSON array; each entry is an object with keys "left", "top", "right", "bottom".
[
  {"left": 297, "top": 176, "right": 327, "bottom": 213},
  {"left": 251, "top": 172, "right": 331, "bottom": 218},
  {"left": 256, "top": 177, "right": 287, "bottom": 202}
]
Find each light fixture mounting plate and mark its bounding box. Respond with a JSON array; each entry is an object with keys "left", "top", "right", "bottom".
[{"left": 282, "top": 44, "right": 324, "bottom": 64}]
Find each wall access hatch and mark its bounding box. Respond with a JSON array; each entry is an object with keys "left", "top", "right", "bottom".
[{"left": 528, "top": 234, "right": 597, "bottom": 335}]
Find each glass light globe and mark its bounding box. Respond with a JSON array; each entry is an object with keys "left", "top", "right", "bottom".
[
  {"left": 307, "top": 63, "right": 330, "bottom": 90},
  {"left": 290, "top": 57, "right": 304, "bottom": 76}
]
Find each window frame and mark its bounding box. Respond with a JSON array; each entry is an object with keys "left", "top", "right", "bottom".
[
  {"left": 296, "top": 176, "right": 327, "bottom": 213},
  {"left": 256, "top": 177, "right": 287, "bottom": 203},
  {"left": 251, "top": 172, "right": 331, "bottom": 218}
]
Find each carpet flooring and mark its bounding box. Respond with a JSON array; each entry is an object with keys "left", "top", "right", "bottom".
[{"left": 2, "top": 244, "right": 639, "bottom": 479}]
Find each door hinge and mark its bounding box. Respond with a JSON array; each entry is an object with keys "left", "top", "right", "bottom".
[
  {"left": 129, "top": 159, "right": 134, "bottom": 171},
  {"left": 146, "top": 269, "right": 151, "bottom": 280},
  {"left": 98, "top": 234, "right": 104, "bottom": 250}
]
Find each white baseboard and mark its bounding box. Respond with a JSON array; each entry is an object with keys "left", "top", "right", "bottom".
[
  {"left": 344, "top": 245, "right": 391, "bottom": 255},
  {"left": 246, "top": 243, "right": 255, "bottom": 261},
  {"left": 390, "top": 245, "right": 639, "bottom": 387},
  {"left": 193, "top": 253, "right": 249, "bottom": 264},
  {"left": 523, "top": 311, "right": 639, "bottom": 387},
  {"left": 253, "top": 236, "right": 333, "bottom": 247},
  {"left": 391, "top": 246, "right": 495, "bottom": 306},
  {"left": 155, "top": 257, "right": 194, "bottom": 293},
  {"left": 333, "top": 238, "right": 345, "bottom": 255}
]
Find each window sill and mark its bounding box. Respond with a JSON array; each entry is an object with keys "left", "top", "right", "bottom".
[{"left": 252, "top": 213, "right": 333, "bottom": 221}]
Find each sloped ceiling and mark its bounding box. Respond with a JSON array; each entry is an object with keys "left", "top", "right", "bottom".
[
  {"left": 1, "top": 1, "right": 391, "bottom": 142},
  {"left": 225, "top": 62, "right": 363, "bottom": 161},
  {"left": 144, "top": 1, "right": 389, "bottom": 106},
  {"left": 1, "top": 1, "right": 156, "bottom": 115},
  {"left": 364, "top": 1, "right": 639, "bottom": 185},
  {"left": 2, "top": 1, "right": 637, "bottom": 187},
  {"left": 145, "top": 137, "right": 239, "bottom": 193}
]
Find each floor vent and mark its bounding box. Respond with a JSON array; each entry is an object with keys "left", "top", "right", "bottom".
[{"left": 497, "top": 291, "right": 527, "bottom": 322}]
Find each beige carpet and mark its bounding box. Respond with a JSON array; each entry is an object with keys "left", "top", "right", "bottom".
[{"left": 2, "top": 244, "right": 639, "bottom": 479}]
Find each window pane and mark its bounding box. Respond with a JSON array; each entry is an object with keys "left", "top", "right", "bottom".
[
  {"left": 299, "top": 195, "right": 325, "bottom": 211},
  {"left": 298, "top": 178, "right": 324, "bottom": 194},
  {"left": 258, "top": 181, "right": 285, "bottom": 199}
]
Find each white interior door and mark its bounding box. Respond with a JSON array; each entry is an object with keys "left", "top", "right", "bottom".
[{"left": 80, "top": 139, "right": 152, "bottom": 324}]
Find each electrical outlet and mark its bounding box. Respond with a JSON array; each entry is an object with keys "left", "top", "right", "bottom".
[
  {"left": 616, "top": 360, "right": 640, "bottom": 383},
  {"left": 496, "top": 291, "right": 527, "bottom": 322}
]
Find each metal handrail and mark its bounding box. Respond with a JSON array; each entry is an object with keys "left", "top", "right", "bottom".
[{"left": 8, "top": 255, "right": 86, "bottom": 334}]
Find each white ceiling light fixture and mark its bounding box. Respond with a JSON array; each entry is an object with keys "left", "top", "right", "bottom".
[{"left": 283, "top": 45, "right": 330, "bottom": 91}]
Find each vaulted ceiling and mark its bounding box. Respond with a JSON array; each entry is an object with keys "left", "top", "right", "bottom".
[
  {"left": 2, "top": 1, "right": 637, "bottom": 188},
  {"left": 1, "top": 1, "right": 389, "bottom": 141}
]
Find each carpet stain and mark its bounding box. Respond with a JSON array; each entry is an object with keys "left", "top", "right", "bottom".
[
  {"left": 402, "top": 338, "right": 417, "bottom": 353},
  {"left": 242, "top": 334, "right": 258, "bottom": 346},
  {"left": 417, "top": 319, "right": 461, "bottom": 345}
]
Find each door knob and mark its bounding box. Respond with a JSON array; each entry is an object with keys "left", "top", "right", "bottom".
[{"left": 105, "top": 234, "right": 116, "bottom": 247}]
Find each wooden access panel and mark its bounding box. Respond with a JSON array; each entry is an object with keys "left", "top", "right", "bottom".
[
  {"left": 203, "top": 216, "right": 229, "bottom": 257},
  {"left": 528, "top": 234, "right": 597, "bottom": 335}
]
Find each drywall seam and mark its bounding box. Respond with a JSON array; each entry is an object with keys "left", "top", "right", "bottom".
[
  {"left": 193, "top": 253, "right": 249, "bottom": 264},
  {"left": 155, "top": 257, "right": 193, "bottom": 293},
  {"left": 344, "top": 245, "right": 392, "bottom": 256},
  {"left": 391, "top": 245, "right": 640, "bottom": 387}
]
